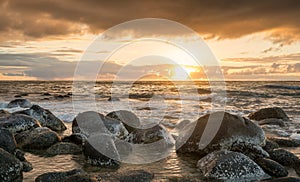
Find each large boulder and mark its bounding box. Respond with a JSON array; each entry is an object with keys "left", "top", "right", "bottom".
[
  {"left": 197, "top": 150, "right": 267, "bottom": 181},
  {"left": 0, "top": 114, "right": 41, "bottom": 133},
  {"left": 47, "top": 142, "right": 82, "bottom": 155},
  {"left": 176, "top": 112, "right": 265, "bottom": 156},
  {"left": 7, "top": 98, "right": 32, "bottom": 108},
  {"left": 0, "top": 148, "right": 23, "bottom": 182},
  {"left": 15, "top": 127, "right": 60, "bottom": 150},
  {"left": 0, "top": 128, "right": 17, "bottom": 154},
  {"left": 249, "top": 107, "right": 289, "bottom": 121},
  {"left": 72, "top": 111, "right": 128, "bottom": 139},
  {"left": 35, "top": 169, "right": 85, "bottom": 182},
  {"left": 83, "top": 133, "right": 120, "bottom": 167},
  {"left": 14, "top": 105, "right": 67, "bottom": 131}
]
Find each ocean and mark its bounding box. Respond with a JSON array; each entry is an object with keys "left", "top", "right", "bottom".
[{"left": 0, "top": 81, "right": 299, "bottom": 181}]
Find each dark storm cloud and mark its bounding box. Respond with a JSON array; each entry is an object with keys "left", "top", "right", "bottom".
[{"left": 1, "top": 0, "right": 300, "bottom": 43}]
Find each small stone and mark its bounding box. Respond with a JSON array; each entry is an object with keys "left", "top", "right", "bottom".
[
  {"left": 249, "top": 107, "right": 289, "bottom": 121},
  {"left": 47, "top": 142, "right": 82, "bottom": 155}
]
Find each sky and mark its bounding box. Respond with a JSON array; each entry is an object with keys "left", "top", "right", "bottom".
[{"left": 0, "top": 0, "right": 300, "bottom": 81}]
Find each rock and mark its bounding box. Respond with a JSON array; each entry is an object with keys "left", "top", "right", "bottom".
[
  {"left": 268, "top": 137, "right": 300, "bottom": 147},
  {"left": 83, "top": 133, "right": 120, "bottom": 167},
  {"left": 72, "top": 111, "right": 128, "bottom": 139},
  {"left": 64, "top": 174, "right": 93, "bottom": 182},
  {"left": 0, "top": 114, "right": 41, "bottom": 133},
  {"left": 15, "top": 127, "right": 60, "bottom": 150},
  {"left": 269, "top": 149, "right": 300, "bottom": 166},
  {"left": 15, "top": 105, "right": 67, "bottom": 131},
  {"left": 290, "top": 133, "right": 300, "bottom": 140},
  {"left": 0, "top": 128, "right": 17, "bottom": 154},
  {"left": 92, "top": 170, "right": 154, "bottom": 182},
  {"left": 7, "top": 98, "right": 32, "bottom": 108},
  {"left": 0, "top": 109, "right": 11, "bottom": 117},
  {"left": 263, "top": 139, "right": 279, "bottom": 152},
  {"left": 197, "top": 150, "right": 267, "bottom": 181},
  {"left": 264, "top": 177, "right": 300, "bottom": 182},
  {"left": 47, "top": 142, "right": 82, "bottom": 155},
  {"left": 176, "top": 112, "right": 265, "bottom": 156},
  {"left": 35, "top": 169, "right": 85, "bottom": 182},
  {"left": 255, "top": 158, "right": 288, "bottom": 177},
  {"left": 62, "top": 133, "right": 87, "bottom": 145},
  {"left": 0, "top": 148, "right": 23, "bottom": 182},
  {"left": 108, "top": 96, "right": 120, "bottom": 101},
  {"left": 258, "top": 118, "right": 285, "bottom": 127},
  {"left": 106, "top": 110, "right": 140, "bottom": 132},
  {"left": 295, "top": 161, "right": 300, "bottom": 176},
  {"left": 42, "top": 93, "right": 51, "bottom": 96},
  {"left": 22, "top": 161, "right": 33, "bottom": 172},
  {"left": 230, "top": 143, "right": 269, "bottom": 160},
  {"left": 249, "top": 107, "right": 289, "bottom": 121}
]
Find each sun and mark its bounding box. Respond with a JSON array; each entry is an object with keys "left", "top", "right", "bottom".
[{"left": 170, "top": 66, "right": 196, "bottom": 80}]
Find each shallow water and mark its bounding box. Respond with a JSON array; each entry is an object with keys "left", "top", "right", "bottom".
[{"left": 0, "top": 81, "right": 299, "bottom": 181}]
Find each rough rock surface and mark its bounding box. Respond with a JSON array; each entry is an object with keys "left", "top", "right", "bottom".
[
  {"left": 47, "top": 142, "right": 82, "bottom": 155},
  {"left": 15, "top": 105, "right": 67, "bottom": 131},
  {"left": 0, "top": 114, "right": 41, "bottom": 133},
  {"left": 15, "top": 127, "right": 60, "bottom": 150},
  {"left": 176, "top": 112, "right": 265, "bottom": 156},
  {"left": 258, "top": 118, "right": 285, "bottom": 127},
  {"left": 7, "top": 98, "right": 32, "bottom": 108},
  {"left": 249, "top": 107, "right": 289, "bottom": 121},
  {"left": 255, "top": 158, "right": 288, "bottom": 177},
  {"left": 268, "top": 137, "right": 300, "bottom": 147},
  {"left": 269, "top": 149, "right": 300, "bottom": 166},
  {"left": 0, "top": 148, "right": 23, "bottom": 182},
  {"left": 62, "top": 133, "right": 87, "bottom": 145},
  {"left": 197, "top": 150, "right": 267, "bottom": 181},
  {"left": 106, "top": 110, "right": 141, "bottom": 132},
  {"left": 263, "top": 139, "right": 279, "bottom": 152},
  {"left": 35, "top": 169, "right": 84, "bottom": 182},
  {"left": 0, "top": 128, "right": 17, "bottom": 153}
]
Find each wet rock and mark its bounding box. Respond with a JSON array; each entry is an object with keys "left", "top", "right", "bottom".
[
  {"left": 15, "top": 105, "right": 67, "bottom": 131},
  {"left": 108, "top": 96, "right": 120, "bottom": 101},
  {"left": 263, "top": 139, "right": 279, "bottom": 152},
  {"left": 72, "top": 111, "right": 128, "bottom": 139},
  {"left": 258, "top": 118, "right": 285, "bottom": 127},
  {"left": 92, "top": 170, "right": 154, "bottom": 182},
  {"left": 197, "top": 150, "right": 267, "bottom": 181},
  {"left": 0, "top": 128, "right": 17, "bottom": 153},
  {"left": 35, "top": 169, "right": 85, "bottom": 182},
  {"left": 14, "top": 149, "right": 33, "bottom": 172},
  {"left": 0, "top": 109, "right": 11, "bottom": 117},
  {"left": 269, "top": 149, "right": 300, "bottom": 166},
  {"left": 62, "top": 133, "right": 87, "bottom": 145},
  {"left": 230, "top": 143, "right": 269, "bottom": 160},
  {"left": 64, "top": 174, "right": 93, "bottom": 182},
  {"left": 268, "top": 137, "right": 300, "bottom": 147},
  {"left": 15, "top": 127, "right": 60, "bottom": 150},
  {"left": 106, "top": 110, "right": 140, "bottom": 132},
  {"left": 264, "top": 177, "right": 300, "bottom": 182},
  {"left": 47, "top": 142, "right": 82, "bottom": 155},
  {"left": 42, "top": 92, "right": 51, "bottom": 96},
  {"left": 0, "top": 148, "right": 23, "bottom": 182},
  {"left": 7, "top": 98, "right": 32, "bottom": 108},
  {"left": 176, "top": 112, "right": 265, "bottom": 156},
  {"left": 255, "top": 158, "right": 288, "bottom": 177},
  {"left": 83, "top": 133, "right": 120, "bottom": 167},
  {"left": 0, "top": 114, "right": 41, "bottom": 133},
  {"left": 249, "top": 107, "right": 289, "bottom": 121},
  {"left": 295, "top": 161, "right": 300, "bottom": 176}
]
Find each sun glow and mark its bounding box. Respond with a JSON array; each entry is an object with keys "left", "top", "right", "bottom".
[{"left": 170, "top": 65, "right": 198, "bottom": 80}]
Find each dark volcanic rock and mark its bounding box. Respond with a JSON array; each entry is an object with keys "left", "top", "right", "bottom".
[
  {"left": 0, "top": 114, "right": 41, "bottom": 133},
  {"left": 35, "top": 169, "right": 84, "bottom": 182},
  {"left": 15, "top": 105, "right": 67, "bottom": 131},
  {"left": 263, "top": 139, "right": 279, "bottom": 152},
  {"left": 197, "top": 150, "right": 267, "bottom": 181},
  {"left": 83, "top": 133, "right": 120, "bottom": 167},
  {"left": 258, "top": 118, "right": 285, "bottom": 127},
  {"left": 255, "top": 158, "right": 288, "bottom": 177},
  {"left": 72, "top": 111, "right": 128, "bottom": 139},
  {"left": 15, "top": 127, "right": 60, "bottom": 150},
  {"left": 7, "top": 98, "right": 32, "bottom": 108},
  {"left": 264, "top": 177, "right": 300, "bottom": 182},
  {"left": 62, "top": 133, "right": 87, "bottom": 145},
  {"left": 106, "top": 110, "right": 141, "bottom": 132},
  {"left": 0, "top": 148, "right": 23, "bottom": 182},
  {"left": 268, "top": 137, "right": 300, "bottom": 147},
  {"left": 47, "top": 142, "right": 82, "bottom": 155},
  {"left": 249, "top": 107, "right": 289, "bottom": 121},
  {"left": 94, "top": 170, "right": 154, "bottom": 182},
  {"left": 0, "top": 128, "right": 17, "bottom": 153},
  {"left": 176, "top": 112, "right": 265, "bottom": 156},
  {"left": 269, "top": 149, "right": 300, "bottom": 166}
]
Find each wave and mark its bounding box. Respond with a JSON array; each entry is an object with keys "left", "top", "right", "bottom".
[{"left": 264, "top": 84, "right": 300, "bottom": 90}]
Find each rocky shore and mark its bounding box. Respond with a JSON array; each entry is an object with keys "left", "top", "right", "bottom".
[{"left": 0, "top": 98, "right": 299, "bottom": 181}]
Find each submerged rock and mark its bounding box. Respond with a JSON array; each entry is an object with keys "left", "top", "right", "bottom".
[
  {"left": 255, "top": 158, "right": 288, "bottom": 177},
  {"left": 0, "top": 128, "right": 17, "bottom": 154},
  {"left": 15, "top": 127, "right": 60, "bottom": 150},
  {"left": 197, "top": 150, "right": 267, "bottom": 181},
  {"left": 14, "top": 105, "right": 67, "bottom": 131},
  {"left": 269, "top": 149, "right": 300, "bottom": 167},
  {"left": 7, "top": 98, "right": 32, "bottom": 108},
  {"left": 83, "top": 133, "right": 120, "bottom": 167},
  {"left": 0, "top": 114, "right": 41, "bottom": 133},
  {"left": 249, "top": 107, "right": 289, "bottom": 121},
  {"left": 35, "top": 169, "right": 85, "bottom": 182},
  {"left": 0, "top": 148, "right": 23, "bottom": 182},
  {"left": 47, "top": 142, "right": 82, "bottom": 155},
  {"left": 176, "top": 112, "right": 265, "bottom": 156}
]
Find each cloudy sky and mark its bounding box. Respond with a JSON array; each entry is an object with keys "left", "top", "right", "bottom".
[{"left": 0, "top": 0, "right": 300, "bottom": 80}]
